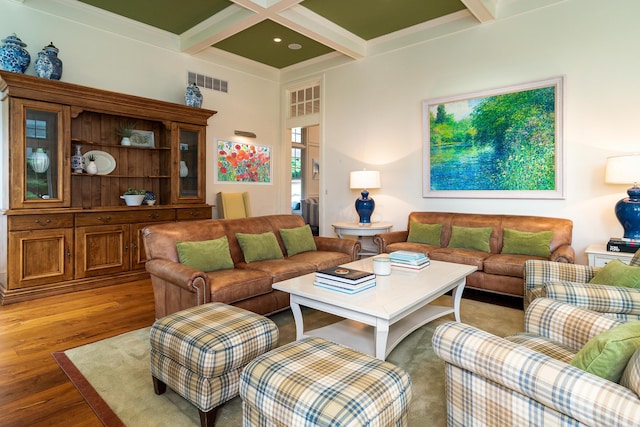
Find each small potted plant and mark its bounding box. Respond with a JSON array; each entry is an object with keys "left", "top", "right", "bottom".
[
  {"left": 120, "top": 188, "right": 146, "bottom": 206},
  {"left": 85, "top": 154, "right": 98, "bottom": 175},
  {"left": 117, "top": 120, "right": 136, "bottom": 146}
]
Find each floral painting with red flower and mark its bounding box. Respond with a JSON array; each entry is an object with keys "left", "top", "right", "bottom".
[{"left": 215, "top": 139, "right": 271, "bottom": 183}]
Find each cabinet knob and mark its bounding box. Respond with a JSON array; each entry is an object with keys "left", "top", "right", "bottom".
[
  {"left": 190, "top": 211, "right": 199, "bottom": 217},
  {"left": 98, "top": 216, "right": 112, "bottom": 223},
  {"left": 34, "top": 219, "right": 52, "bottom": 226},
  {"left": 148, "top": 213, "right": 159, "bottom": 219}
]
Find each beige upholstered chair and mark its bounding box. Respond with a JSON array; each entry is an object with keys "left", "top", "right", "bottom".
[{"left": 216, "top": 192, "right": 252, "bottom": 219}]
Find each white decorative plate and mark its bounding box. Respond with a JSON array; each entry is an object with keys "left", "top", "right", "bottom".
[{"left": 84, "top": 150, "right": 116, "bottom": 175}]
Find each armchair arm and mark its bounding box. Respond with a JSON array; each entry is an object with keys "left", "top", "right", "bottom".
[
  {"left": 524, "top": 298, "right": 622, "bottom": 350},
  {"left": 545, "top": 282, "right": 640, "bottom": 319},
  {"left": 313, "top": 236, "right": 361, "bottom": 261},
  {"left": 550, "top": 243, "right": 575, "bottom": 263},
  {"left": 145, "top": 259, "right": 211, "bottom": 301},
  {"left": 433, "top": 322, "right": 640, "bottom": 427},
  {"left": 373, "top": 231, "right": 409, "bottom": 253},
  {"left": 524, "top": 260, "right": 599, "bottom": 309}
]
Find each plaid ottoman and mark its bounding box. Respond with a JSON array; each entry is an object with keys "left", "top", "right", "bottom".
[
  {"left": 240, "top": 337, "right": 413, "bottom": 427},
  {"left": 150, "top": 302, "right": 279, "bottom": 427}
]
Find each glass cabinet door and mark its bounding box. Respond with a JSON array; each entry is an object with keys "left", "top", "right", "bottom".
[
  {"left": 11, "top": 99, "right": 70, "bottom": 208},
  {"left": 175, "top": 124, "right": 205, "bottom": 203}
]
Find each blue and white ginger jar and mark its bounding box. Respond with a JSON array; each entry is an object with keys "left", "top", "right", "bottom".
[
  {"left": 34, "top": 50, "right": 53, "bottom": 79},
  {"left": 185, "top": 83, "right": 203, "bottom": 108},
  {"left": 44, "top": 42, "right": 62, "bottom": 80},
  {"left": 0, "top": 33, "right": 30, "bottom": 73}
]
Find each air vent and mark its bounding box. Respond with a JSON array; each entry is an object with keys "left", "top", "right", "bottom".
[{"left": 188, "top": 72, "right": 228, "bottom": 93}]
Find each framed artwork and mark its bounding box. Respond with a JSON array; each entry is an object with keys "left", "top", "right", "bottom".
[
  {"left": 423, "top": 76, "right": 564, "bottom": 199},
  {"left": 215, "top": 139, "right": 272, "bottom": 184}
]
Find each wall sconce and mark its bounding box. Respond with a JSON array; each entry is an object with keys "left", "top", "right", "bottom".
[{"left": 234, "top": 130, "right": 256, "bottom": 138}]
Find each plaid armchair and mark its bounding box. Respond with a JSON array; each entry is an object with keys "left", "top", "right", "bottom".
[
  {"left": 433, "top": 298, "right": 640, "bottom": 426},
  {"left": 524, "top": 250, "right": 640, "bottom": 321}
]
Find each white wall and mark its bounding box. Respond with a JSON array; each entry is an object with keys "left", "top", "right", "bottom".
[
  {"left": 0, "top": 0, "right": 282, "bottom": 217},
  {"left": 283, "top": 0, "right": 638, "bottom": 264}
]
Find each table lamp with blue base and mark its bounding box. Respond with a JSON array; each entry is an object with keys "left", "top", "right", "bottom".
[
  {"left": 606, "top": 154, "right": 640, "bottom": 239},
  {"left": 350, "top": 170, "right": 380, "bottom": 226}
]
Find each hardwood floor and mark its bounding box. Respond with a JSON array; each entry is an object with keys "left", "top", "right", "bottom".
[{"left": 0, "top": 279, "right": 156, "bottom": 427}]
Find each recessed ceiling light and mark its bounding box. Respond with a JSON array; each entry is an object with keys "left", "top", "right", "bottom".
[
  {"left": 273, "top": 37, "right": 282, "bottom": 43},
  {"left": 288, "top": 43, "right": 302, "bottom": 50}
]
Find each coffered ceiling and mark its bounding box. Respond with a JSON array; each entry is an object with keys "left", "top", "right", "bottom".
[
  {"left": 67, "top": 0, "right": 499, "bottom": 69},
  {"left": 22, "top": 1, "right": 563, "bottom": 70}
]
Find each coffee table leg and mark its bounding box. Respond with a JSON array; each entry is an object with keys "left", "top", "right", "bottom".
[
  {"left": 290, "top": 299, "right": 305, "bottom": 340},
  {"left": 451, "top": 279, "right": 466, "bottom": 322},
  {"left": 374, "top": 320, "right": 390, "bottom": 360}
]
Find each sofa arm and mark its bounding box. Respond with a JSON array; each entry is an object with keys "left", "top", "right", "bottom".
[
  {"left": 550, "top": 244, "right": 575, "bottom": 263},
  {"left": 545, "top": 282, "right": 640, "bottom": 319},
  {"left": 145, "top": 259, "right": 211, "bottom": 303},
  {"left": 313, "top": 236, "right": 361, "bottom": 261},
  {"left": 524, "top": 298, "right": 622, "bottom": 350},
  {"left": 433, "top": 322, "right": 640, "bottom": 427},
  {"left": 373, "top": 231, "right": 409, "bottom": 253}
]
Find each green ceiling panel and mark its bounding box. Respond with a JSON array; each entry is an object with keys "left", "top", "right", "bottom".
[
  {"left": 213, "top": 20, "right": 334, "bottom": 69},
  {"left": 302, "top": 0, "right": 466, "bottom": 40},
  {"left": 78, "top": 0, "right": 232, "bottom": 34}
]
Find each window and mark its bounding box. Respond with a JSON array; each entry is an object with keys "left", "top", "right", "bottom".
[{"left": 289, "top": 85, "right": 320, "bottom": 118}]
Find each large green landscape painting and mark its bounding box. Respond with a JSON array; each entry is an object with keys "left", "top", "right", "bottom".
[{"left": 424, "top": 78, "right": 563, "bottom": 199}]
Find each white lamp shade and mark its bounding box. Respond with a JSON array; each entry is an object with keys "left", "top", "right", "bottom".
[
  {"left": 350, "top": 170, "right": 380, "bottom": 189},
  {"left": 605, "top": 154, "right": 640, "bottom": 184}
]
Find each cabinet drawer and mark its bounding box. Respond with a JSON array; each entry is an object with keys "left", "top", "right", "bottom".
[
  {"left": 8, "top": 214, "right": 74, "bottom": 231},
  {"left": 176, "top": 207, "right": 212, "bottom": 220},
  {"left": 75, "top": 209, "right": 175, "bottom": 226}
]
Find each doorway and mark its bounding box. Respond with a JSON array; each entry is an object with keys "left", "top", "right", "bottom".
[{"left": 290, "top": 125, "right": 320, "bottom": 234}]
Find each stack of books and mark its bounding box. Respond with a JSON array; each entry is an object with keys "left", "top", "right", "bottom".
[
  {"left": 314, "top": 267, "right": 376, "bottom": 294},
  {"left": 607, "top": 237, "right": 640, "bottom": 253},
  {"left": 389, "top": 251, "right": 430, "bottom": 270}
]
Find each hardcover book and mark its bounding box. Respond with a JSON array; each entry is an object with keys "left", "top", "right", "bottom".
[
  {"left": 314, "top": 280, "right": 376, "bottom": 294},
  {"left": 606, "top": 241, "right": 639, "bottom": 253},
  {"left": 316, "top": 267, "right": 375, "bottom": 284}
]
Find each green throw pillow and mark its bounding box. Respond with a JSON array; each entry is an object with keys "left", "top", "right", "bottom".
[
  {"left": 571, "top": 321, "right": 640, "bottom": 383},
  {"left": 448, "top": 226, "right": 492, "bottom": 252},
  {"left": 407, "top": 222, "right": 443, "bottom": 246},
  {"left": 280, "top": 225, "right": 317, "bottom": 256},
  {"left": 589, "top": 259, "right": 640, "bottom": 289},
  {"left": 176, "top": 236, "right": 234, "bottom": 272},
  {"left": 236, "top": 231, "right": 284, "bottom": 263},
  {"left": 501, "top": 228, "right": 552, "bottom": 258}
]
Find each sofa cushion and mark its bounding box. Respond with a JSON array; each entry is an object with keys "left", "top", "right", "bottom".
[
  {"left": 589, "top": 259, "right": 640, "bottom": 289},
  {"left": 280, "top": 224, "right": 317, "bottom": 256},
  {"left": 501, "top": 228, "right": 552, "bottom": 258},
  {"left": 236, "top": 231, "right": 284, "bottom": 263},
  {"left": 176, "top": 236, "right": 234, "bottom": 272},
  {"left": 484, "top": 253, "right": 533, "bottom": 278},
  {"left": 288, "top": 250, "right": 352, "bottom": 270},
  {"left": 208, "top": 268, "right": 274, "bottom": 304},
  {"left": 407, "top": 222, "right": 442, "bottom": 246},
  {"left": 448, "top": 226, "right": 492, "bottom": 252},
  {"left": 620, "top": 347, "right": 640, "bottom": 396},
  {"left": 237, "top": 259, "right": 316, "bottom": 282},
  {"left": 429, "top": 248, "right": 489, "bottom": 270},
  {"left": 571, "top": 320, "right": 640, "bottom": 382}
]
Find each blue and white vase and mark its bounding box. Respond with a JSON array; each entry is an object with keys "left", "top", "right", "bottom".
[
  {"left": 44, "top": 42, "right": 62, "bottom": 80},
  {"left": 185, "top": 83, "right": 203, "bottom": 108},
  {"left": 34, "top": 49, "right": 53, "bottom": 79},
  {"left": 0, "top": 33, "right": 30, "bottom": 73}
]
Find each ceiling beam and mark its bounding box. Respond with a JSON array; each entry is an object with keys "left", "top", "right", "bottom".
[{"left": 461, "top": 0, "right": 497, "bottom": 22}]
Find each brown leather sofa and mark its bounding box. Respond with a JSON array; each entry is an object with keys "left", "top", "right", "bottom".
[
  {"left": 142, "top": 214, "right": 360, "bottom": 318},
  {"left": 373, "top": 212, "right": 574, "bottom": 298}
]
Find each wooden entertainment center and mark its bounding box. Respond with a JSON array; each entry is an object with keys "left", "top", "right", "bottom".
[{"left": 0, "top": 71, "right": 217, "bottom": 304}]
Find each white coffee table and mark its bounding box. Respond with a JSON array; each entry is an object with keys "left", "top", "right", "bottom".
[{"left": 273, "top": 257, "right": 477, "bottom": 360}]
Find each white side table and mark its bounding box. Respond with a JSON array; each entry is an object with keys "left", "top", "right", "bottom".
[
  {"left": 585, "top": 244, "right": 635, "bottom": 267},
  {"left": 332, "top": 222, "right": 393, "bottom": 258}
]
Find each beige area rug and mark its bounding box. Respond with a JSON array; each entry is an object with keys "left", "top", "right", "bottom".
[{"left": 53, "top": 296, "right": 524, "bottom": 426}]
